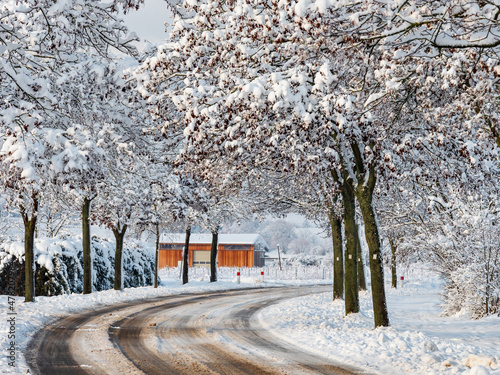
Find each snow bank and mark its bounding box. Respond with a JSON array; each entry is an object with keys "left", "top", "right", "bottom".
[{"left": 259, "top": 273, "right": 500, "bottom": 375}]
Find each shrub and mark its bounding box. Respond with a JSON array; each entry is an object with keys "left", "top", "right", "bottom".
[{"left": 0, "top": 235, "right": 156, "bottom": 296}]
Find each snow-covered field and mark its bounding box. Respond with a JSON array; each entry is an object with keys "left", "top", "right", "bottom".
[
  {"left": 259, "top": 271, "right": 500, "bottom": 375},
  {"left": 1, "top": 267, "right": 499, "bottom": 375}
]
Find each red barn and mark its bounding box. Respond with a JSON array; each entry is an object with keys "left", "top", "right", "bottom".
[{"left": 158, "top": 233, "right": 269, "bottom": 269}]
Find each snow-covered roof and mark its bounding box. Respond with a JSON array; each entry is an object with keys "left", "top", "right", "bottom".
[
  {"left": 160, "top": 233, "right": 269, "bottom": 250},
  {"left": 265, "top": 249, "right": 287, "bottom": 259}
]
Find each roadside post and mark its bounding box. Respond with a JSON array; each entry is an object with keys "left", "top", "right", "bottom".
[
  {"left": 260, "top": 270, "right": 264, "bottom": 282},
  {"left": 236, "top": 269, "right": 241, "bottom": 284},
  {"left": 400, "top": 276, "right": 404, "bottom": 288}
]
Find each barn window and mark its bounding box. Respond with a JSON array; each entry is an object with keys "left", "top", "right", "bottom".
[
  {"left": 224, "top": 244, "right": 252, "bottom": 250},
  {"left": 160, "top": 244, "right": 184, "bottom": 250}
]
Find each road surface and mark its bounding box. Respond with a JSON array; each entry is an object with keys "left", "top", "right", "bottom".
[{"left": 26, "top": 286, "right": 367, "bottom": 375}]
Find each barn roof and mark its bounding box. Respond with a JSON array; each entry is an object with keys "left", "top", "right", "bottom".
[{"left": 159, "top": 233, "right": 270, "bottom": 251}]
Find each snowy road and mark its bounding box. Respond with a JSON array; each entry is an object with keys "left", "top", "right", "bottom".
[{"left": 25, "top": 286, "right": 366, "bottom": 375}]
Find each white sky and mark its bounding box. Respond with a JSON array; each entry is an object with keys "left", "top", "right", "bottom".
[{"left": 122, "top": 0, "right": 171, "bottom": 48}]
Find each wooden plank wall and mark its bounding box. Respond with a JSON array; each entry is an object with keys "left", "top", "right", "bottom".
[
  {"left": 218, "top": 246, "right": 254, "bottom": 267},
  {"left": 159, "top": 244, "right": 212, "bottom": 268},
  {"left": 159, "top": 250, "right": 183, "bottom": 268}
]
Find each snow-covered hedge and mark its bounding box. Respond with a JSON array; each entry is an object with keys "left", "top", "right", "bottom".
[
  {"left": 0, "top": 236, "right": 156, "bottom": 296},
  {"left": 279, "top": 254, "right": 333, "bottom": 267}
]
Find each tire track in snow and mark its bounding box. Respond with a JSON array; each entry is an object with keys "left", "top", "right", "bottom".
[{"left": 27, "top": 286, "right": 366, "bottom": 375}]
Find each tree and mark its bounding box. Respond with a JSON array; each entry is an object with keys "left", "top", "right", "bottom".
[
  {"left": 401, "top": 188, "right": 499, "bottom": 318},
  {"left": 47, "top": 58, "right": 140, "bottom": 293},
  {"left": 355, "top": 222, "right": 367, "bottom": 292},
  {"left": 209, "top": 229, "right": 219, "bottom": 283},
  {"left": 328, "top": 208, "right": 344, "bottom": 300},
  {"left": 90, "top": 112, "right": 154, "bottom": 290},
  {"left": 182, "top": 225, "right": 191, "bottom": 285},
  {"left": 0, "top": 0, "right": 139, "bottom": 301},
  {"left": 204, "top": 191, "right": 258, "bottom": 282},
  {"left": 388, "top": 237, "right": 398, "bottom": 289},
  {"left": 332, "top": 169, "right": 359, "bottom": 314},
  {"left": 137, "top": 0, "right": 500, "bottom": 327},
  {"left": 136, "top": 0, "right": 390, "bottom": 325}
]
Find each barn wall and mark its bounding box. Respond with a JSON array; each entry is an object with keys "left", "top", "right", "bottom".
[
  {"left": 159, "top": 244, "right": 213, "bottom": 268},
  {"left": 253, "top": 250, "right": 265, "bottom": 267},
  {"left": 159, "top": 249, "right": 183, "bottom": 268},
  {"left": 218, "top": 245, "right": 254, "bottom": 267},
  {"left": 159, "top": 243, "right": 263, "bottom": 268}
]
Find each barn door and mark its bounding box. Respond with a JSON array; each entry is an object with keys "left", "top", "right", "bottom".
[{"left": 193, "top": 251, "right": 210, "bottom": 267}]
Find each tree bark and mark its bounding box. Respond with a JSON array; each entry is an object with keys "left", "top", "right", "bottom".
[
  {"left": 113, "top": 224, "right": 127, "bottom": 291},
  {"left": 182, "top": 226, "right": 191, "bottom": 285},
  {"left": 342, "top": 179, "right": 359, "bottom": 315},
  {"left": 328, "top": 210, "right": 344, "bottom": 300},
  {"left": 389, "top": 237, "right": 397, "bottom": 289},
  {"left": 210, "top": 229, "right": 218, "bottom": 282},
  {"left": 355, "top": 166, "right": 390, "bottom": 327},
  {"left": 21, "top": 196, "right": 38, "bottom": 303},
  {"left": 82, "top": 197, "right": 92, "bottom": 294},
  {"left": 355, "top": 223, "right": 367, "bottom": 291},
  {"left": 154, "top": 222, "right": 160, "bottom": 288}
]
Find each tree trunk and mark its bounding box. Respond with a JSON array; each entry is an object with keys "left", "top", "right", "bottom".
[
  {"left": 154, "top": 222, "right": 160, "bottom": 288},
  {"left": 328, "top": 210, "right": 344, "bottom": 300},
  {"left": 389, "top": 237, "right": 397, "bottom": 289},
  {"left": 210, "top": 229, "right": 218, "bottom": 282},
  {"left": 277, "top": 244, "right": 282, "bottom": 271},
  {"left": 82, "top": 198, "right": 92, "bottom": 294},
  {"left": 113, "top": 224, "right": 127, "bottom": 291},
  {"left": 355, "top": 167, "right": 390, "bottom": 327},
  {"left": 485, "top": 259, "right": 490, "bottom": 316},
  {"left": 355, "top": 223, "right": 367, "bottom": 291},
  {"left": 342, "top": 179, "right": 359, "bottom": 315},
  {"left": 21, "top": 196, "right": 38, "bottom": 303},
  {"left": 182, "top": 226, "right": 191, "bottom": 285}
]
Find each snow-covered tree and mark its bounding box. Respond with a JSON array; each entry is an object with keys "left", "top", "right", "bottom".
[
  {"left": 403, "top": 187, "right": 499, "bottom": 318},
  {"left": 45, "top": 59, "right": 141, "bottom": 294},
  {"left": 135, "top": 0, "right": 390, "bottom": 326},
  {"left": 91, "top": 146, "right": 147, "bottom": 291},
  {"left": 137, "top": 0, "right": 500, "bottom": 327},
  {"left": 0, "top": 0, "right": 139, "bottom": 301}
]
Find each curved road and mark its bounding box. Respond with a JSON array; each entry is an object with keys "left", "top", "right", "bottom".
[{"left": 26, "top": 286, "right": 367, "bottom": 375}]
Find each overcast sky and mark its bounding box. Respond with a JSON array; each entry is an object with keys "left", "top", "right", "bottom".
[{"left": 122, "top": 0, "right": 171, "bottom": 48}]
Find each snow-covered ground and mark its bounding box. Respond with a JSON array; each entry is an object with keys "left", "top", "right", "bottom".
[
  {"left": 259, "top": 272, "right": 500, "bottom": 375},
  {"left": 0, "top": 269, "right": 327, "bottom": 374},
  {"left": 1, "top": 267, "right": 499, "bottom": 375}
]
